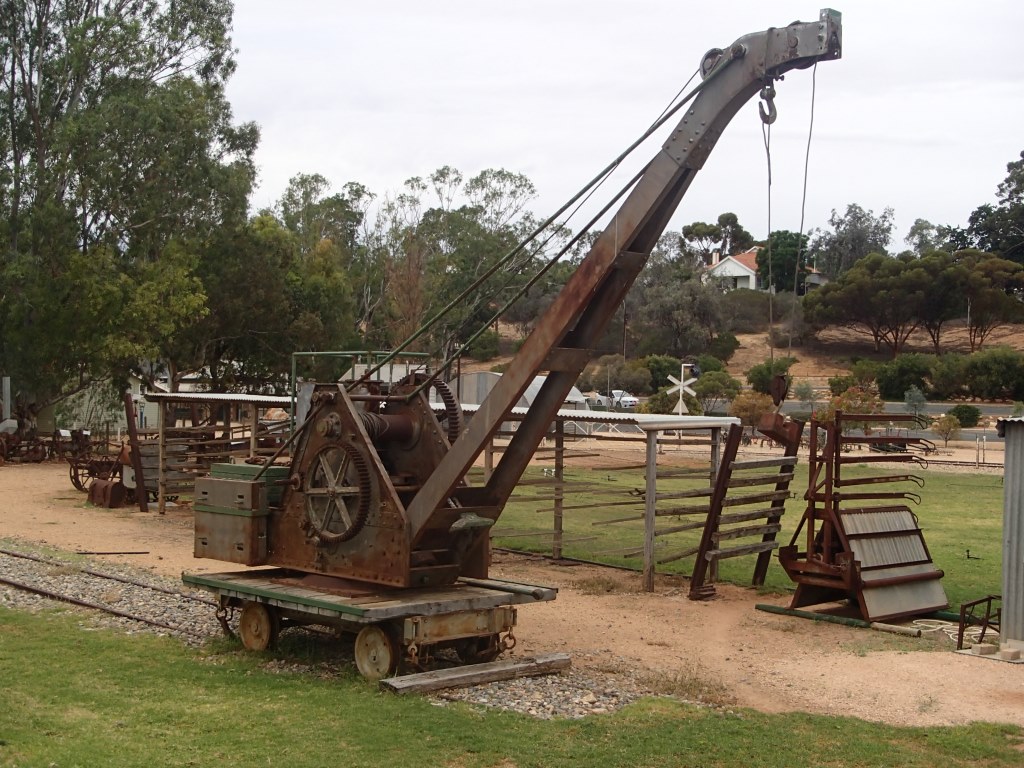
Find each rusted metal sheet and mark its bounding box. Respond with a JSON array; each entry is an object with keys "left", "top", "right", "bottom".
[{"left": 87, "top": 478, "right": 126, "bottom": 508}]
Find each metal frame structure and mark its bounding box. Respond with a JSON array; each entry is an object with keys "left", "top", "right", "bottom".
[{"left": 779, "top": 412, "right": 947, "bottom": 622}]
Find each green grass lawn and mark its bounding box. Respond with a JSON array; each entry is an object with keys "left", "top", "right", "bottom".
[
  {"left": 492, "top": 461, "right": 1004, "bottom": 610},
  {"left": 1, "top": 607, "right": 1022, "bottom": 768}
]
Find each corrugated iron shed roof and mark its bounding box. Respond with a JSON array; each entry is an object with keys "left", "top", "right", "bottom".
[
  {"left": 144, "top": 392, "right": 290, "bottom": 405},
  {"left": 460, "top": 402, "right": 739, "bottom": 431},
  {"left": 997, "top": 416, "right": 1024, "bottom": 437}
]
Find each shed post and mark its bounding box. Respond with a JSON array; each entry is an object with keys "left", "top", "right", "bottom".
[
  {"left": 642, "top": 428, "right": 658, "bottom": 592},
  {"left": 999, "top": 418, "right": 1024, "bottom": 650},
  {"left": 552, "top": 420, "right": 565, "bottom": 560}
]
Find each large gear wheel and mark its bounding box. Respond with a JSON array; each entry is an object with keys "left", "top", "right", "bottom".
[
  {"left": 400, "top": 373, "right": 463, "bottom": 444},
  {"left": 304, "top": 441, "right": 373, "bottom": 545}
]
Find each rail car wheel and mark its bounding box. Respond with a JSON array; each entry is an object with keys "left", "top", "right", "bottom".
[
  {"left": 454, "top": 634, "right": 501, "bottom": 664},
  {"left": 304, "top": 442, "right": 373, "bottom": 545},
  {"left": 238, "top": 601, "right": 279, "bottom": 651},
  {"left": 354, "top": 624, "right": 399, "bottom": 679}
]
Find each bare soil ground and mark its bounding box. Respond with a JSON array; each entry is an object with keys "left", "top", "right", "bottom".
[{"left": 2, "top": 460, "right": 1022, "bottom": 728}]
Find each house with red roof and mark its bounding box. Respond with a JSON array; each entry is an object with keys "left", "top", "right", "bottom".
[
  {"left": 704, "top": 246, "right": 762, "bottom": 290},
  {"left": 704, "top": 246, "right": 827, "bottom": 292}
]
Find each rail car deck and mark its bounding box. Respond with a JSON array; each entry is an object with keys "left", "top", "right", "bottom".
[{"left": 183, "top": 568, "right": 557, "bottom": 623}]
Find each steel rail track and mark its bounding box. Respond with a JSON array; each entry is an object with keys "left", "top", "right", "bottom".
[
  {"left": 0, "top": 548, "right": 214, "bottom": 639},
  {"left": 0, "top": 573, "right": 209, "bottom": 639},
  {"left": 0, "top": 547, "right": 217, "bottom": 606}
]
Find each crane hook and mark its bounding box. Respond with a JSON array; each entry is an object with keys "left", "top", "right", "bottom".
[{"left": 758, "top": 82, "right": 777, "bottom": 125}]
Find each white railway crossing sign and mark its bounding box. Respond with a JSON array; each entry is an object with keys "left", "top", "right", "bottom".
[{"left": 666, "top": 363, "right": 698, "bottom": 415}]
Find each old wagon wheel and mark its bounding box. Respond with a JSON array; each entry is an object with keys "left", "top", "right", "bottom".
[
  {"left": 304, "top": 441, "right": 373, "bottom": 545},
  {"left": 69, "top": 460, "right": 91, "bottom": 492}
]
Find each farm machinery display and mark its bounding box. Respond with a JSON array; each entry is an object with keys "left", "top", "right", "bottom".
[{"left": 187, "top": 10, "right": 843, "bottom": 678}]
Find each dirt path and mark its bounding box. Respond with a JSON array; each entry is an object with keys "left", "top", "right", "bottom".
[{"left": 2, "top": 462, "right": 1021, "bottom": 728}]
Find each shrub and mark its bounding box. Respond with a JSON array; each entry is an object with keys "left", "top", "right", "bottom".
[
  {"left": 904, "top": 385, "right": 927, "bottom": 418},
  {"left": 947, "top": 403, "right": 981, "bottom": 428},
  {"left": 696, "top": 354, "right": 725, "bottom": 375},
  {"left": 928, "top": 354, "right": 967, "bottom": 401},
  {"left": 707, "top": 332, "right": 739, "bottom": 362},
  {"left": 828, "top": 374, "right": 856, "bottom": 396},
  {"left": 640, "top": 354, "right": 681, "bottom": 390},
  {"left": 768, "top": 326, "right": 801, "bottom": 348},
  {"left": 728, "top": 390, "right": 774, "bottom": 426},
  {"left": 467, "top": 329, "right": 500, "bottom": 361},
  {"left": 850, "top": 359, "right": 880, "bottom": 385},
  {"left": 693, "top": 371, "right": 741, "bottom": 414},
  {"left": 963, "top": 347, "right": 1024, "bottom": 401},
  {"left": 819, "top": 385, "right": 884, "bottom": 433},
  {"left": 578, "top": 354, "right": 651, "bottom": 395},
  {"left": 932, "top": 414, "right": 961, "bottom": 447},
  {"left": 644, "top": 387, "right": 700, "bottom": 415},
  {"left": 745, "top": 357, "right": 796, "bottom": 395},
  {"left": 791, "top": 379, "right": 820, "bottom": 412},
  {"left": 875, "top": 354, "right": 932, "bottom": 401}
]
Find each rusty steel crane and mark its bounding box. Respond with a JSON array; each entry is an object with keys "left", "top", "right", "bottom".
[{"left": 189, "top": 11, "right": 842, "bottom": 677}]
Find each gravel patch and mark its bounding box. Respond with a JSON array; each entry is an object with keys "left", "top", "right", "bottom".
[{"left": 431, "top": 667, "right": 658, "bottom": 719}]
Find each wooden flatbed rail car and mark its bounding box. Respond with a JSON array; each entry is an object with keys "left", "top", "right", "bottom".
[{"left": 184, "top": 569, "right": 557, "bottom": 679}]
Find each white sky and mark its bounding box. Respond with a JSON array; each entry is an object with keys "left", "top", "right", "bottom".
[{"left": 225, "top": 1, "right": 1024, "bottom": 248}]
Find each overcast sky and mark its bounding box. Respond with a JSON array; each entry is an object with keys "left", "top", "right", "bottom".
[{"left": 225, "top": 1, "right": 1024, "bottom": 249}]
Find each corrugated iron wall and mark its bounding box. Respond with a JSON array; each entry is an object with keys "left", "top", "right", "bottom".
[{"left": 1002, "top": 420, "right": 1024, "bottom": 649}]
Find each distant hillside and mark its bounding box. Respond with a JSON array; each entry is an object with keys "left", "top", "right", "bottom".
[
  {"left": 457, "top": 320, "right": 1024, "bottom": 392},
  {"left": 727, "top": 321, "right": 1024, "bottom": 389}
]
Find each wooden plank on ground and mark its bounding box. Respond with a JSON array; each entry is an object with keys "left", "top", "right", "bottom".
[{"left": 380, "top": 653, "right": 571, "bottom": 694}]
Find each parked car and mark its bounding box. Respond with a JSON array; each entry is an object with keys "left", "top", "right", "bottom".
[{"left": 611, "top": 390, "right": 639, "bottom": 408}]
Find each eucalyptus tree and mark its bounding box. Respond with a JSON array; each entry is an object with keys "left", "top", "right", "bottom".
[
  {"left": 808, "top": 203, "right": 895, "bottom": 279},
  {"left": 968, "top": 150, "right": 1024, "bottom": 263},
  {"left": 756, "top": 230, "right": 809, "bottom": 293},
  {"left": 362, "top": 166, "right": 541, "bottom": 360},
  {"left": 0, "top": 0, "right": 257, "bottom": 405},
  {"left": 956, "top": 249, "right": 1024, "bottom": 351},
  {"left": 803, "top": 253, "right": 925, "bottom": 357}
]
